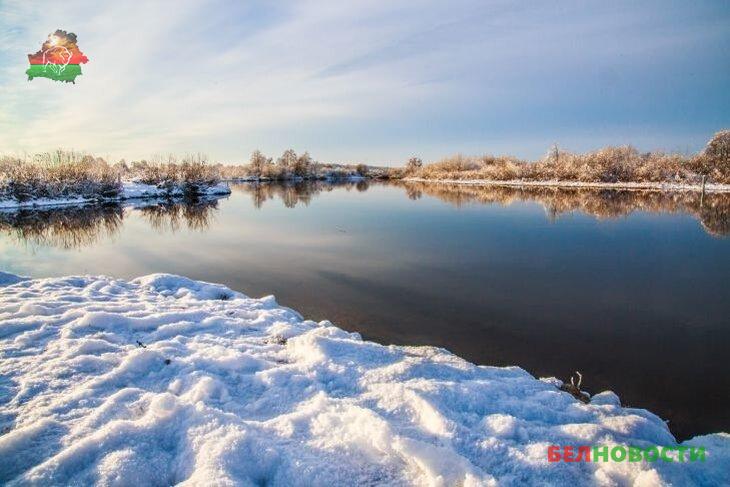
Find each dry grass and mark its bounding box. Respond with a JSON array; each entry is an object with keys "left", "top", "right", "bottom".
[
  {"left": 413, "top": 131, "right": 730, "bottom": 185},
  {"left": 0, "top": 151, "right": 223, "bottom": 202},
  {"left": 130, "top": 154, "right": 220, "bottom": 190},
  {"left": 419, "top": 155, "right": 523, "bottom": 181},
  {"left": 218, "top": 149, "right": 398, "bottom": 181},
  {"left": 0, "top": 148, "right": 391, "bottom": 203},
  {"left": 0, "top": 151, "right": 121, "bottom": 202}
]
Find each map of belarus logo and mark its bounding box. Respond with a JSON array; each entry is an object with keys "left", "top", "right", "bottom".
[{"left": 27, "top": 30, "right": 89, "bottom": 83}]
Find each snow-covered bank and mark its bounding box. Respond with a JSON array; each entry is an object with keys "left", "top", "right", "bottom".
[
  {"left": 0, "top": 274, "right": 727, "bottom": 486},
  {"left": 0, "top": 182, "right": 231, "bottom": 210},
  {"left": 405, "top": 178, "right": 730, "bottom": 194}
]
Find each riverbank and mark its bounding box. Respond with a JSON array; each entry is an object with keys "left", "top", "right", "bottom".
[
  {"left": 0, "top": 181, "right": 231, "bottom": 210},
  {"left": 405, "top": 177, "right": 730, "bottom": 193},
  {"left": 0, "top": 272, "right": 727, "bottom": 485},
  {"left": 406, "top": 131, "right": 729, "bottom": 191}
]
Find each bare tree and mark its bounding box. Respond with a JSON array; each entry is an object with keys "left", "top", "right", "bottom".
[
  {"left": 293, "top": 152, "right": 313, "bottom": 177},
  {"left": 249, "top": 150, "right": 270, "bottom": 178},
  {"left": 406, "top": 157, "right": 423, "bottom": 174},
  {"left": 551, "top": 144, "right": 560, "bottom": 165},
  {"left": 701, "top": 130, "right": 730, "bottom": 177},
  {"left": 277, "top": 149, "right": 297, "bottom": 172},
  {"left": 689, "top": 130, "right": 730, "bottom": 187}
]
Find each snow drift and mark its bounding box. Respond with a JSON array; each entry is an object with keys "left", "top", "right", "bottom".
[{"left": 0, "top": 273, "right": 727, "bottom": 485}]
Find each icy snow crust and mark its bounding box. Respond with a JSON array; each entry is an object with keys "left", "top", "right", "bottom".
[{"left": 0, "top": 274, "right": 727, "bottom": 486}]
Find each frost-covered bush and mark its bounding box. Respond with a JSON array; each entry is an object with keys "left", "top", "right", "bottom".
[
  {"left": 692, "top": 130, "right": 730, "bottom": 184},
  {"left": 128, "top": 154, "right": 221, "bottom": 194},
  {"left": 0, "top": 150, "right": 121, "bottom": 202},
  {"left": 0, "top": 150, "right": 226, "bottom": 202},
  {"left": 413, "top": 131, "right": 730, "bottom": 184}
]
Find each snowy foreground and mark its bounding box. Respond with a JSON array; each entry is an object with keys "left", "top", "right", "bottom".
[
  {"left": 0, "top": 182, "right": 231, "bottom": 210},
  {"left": 0, "top": 274, "right": 727, "bottom": 486}
]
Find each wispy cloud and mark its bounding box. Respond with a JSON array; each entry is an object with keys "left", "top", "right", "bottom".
[{"left": 1, "top": 0, "right": 728, "bottom": 164}]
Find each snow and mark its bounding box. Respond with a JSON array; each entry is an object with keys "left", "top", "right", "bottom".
[
  {"left": 0, "top": 196, "right": 95, "bottom": 210},
  {"left": 121, "top": 182, "right": 231, "bottom": 199},
  {"left": 405, "top": 178, "right": 730, "bottom": 194},
  {"left": 0, "top": 182, "right": 231, "bottom": 210},
  {"left": 0, "top": 273, "right": 727, "bottom": 486}
]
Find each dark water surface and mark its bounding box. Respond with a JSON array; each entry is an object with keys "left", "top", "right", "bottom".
[{"left": 2, "top": 181, "right": 729, "bottom": 440}]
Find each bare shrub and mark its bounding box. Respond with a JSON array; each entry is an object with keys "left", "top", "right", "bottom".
[
  {"left": 414, "top": 131, "right": 730, "bottom": 185},
  {"left": 248, "top": 150, "right": 271, "bottom": 178},
  {"left": 692, "top": 130, "right": 730, "bottom": 184},
  {"left": 127, "top": 153, "right": 221, "bottom": 193},
  {"left": 0, "top": 150, "right": 121, "bottom": 202},
  {"left": 406, "top": 157, "right": 423, "bottom": 174},
  {"left": 293, "top": 152, "right": 313, "bottom": 177},
  {"left": 356, "top": 163, "right": 369, "bottom": 176},
  {"left": 135, "top": 155, "right": 180, "bottom": 186},
  {"left": 179, "top": 154, "right": 219, "bottom": 188},
  {"left": 0, "top": 150, "right": 223, "bottom": 202},
  {"left": 419, "top": 154, "right": 481, "bottom": 179}
]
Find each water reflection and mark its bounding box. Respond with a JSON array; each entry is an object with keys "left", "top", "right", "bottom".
[
  {"left": 138, "top": 199, "right": 220, "bottom": 233},
  {"left": 1, "top": 181, "right": 728, "bottom": 439},
  {"left": 397, "top": 181, "right": 730, "bottom": 237},
  {"left": 2, "top": 182, "right": 727, "bottom": 251},
  {"left": 0, "top": 197, "right": 221, "bottom": 249},
  {"left": 233, "top": 179, "right": 370, "bottom": 209},
  {"left": 0, "top": 205, "right": 123, "bottom": 249}
]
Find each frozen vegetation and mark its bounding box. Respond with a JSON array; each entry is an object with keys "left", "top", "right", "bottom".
[
  {"left": 0, "top": 273, "right": 727, "bottom": 485},
  {"left": 0, "top": 151, "right": 230, "bottom": 209},
  {"left": 406, "top": 131, "right": 730, "bottom": 189},
  {"left": 0, "top": 149, "right": 396, "bottom": 209},
  {"left": 217, "top": 149, "right": 397, "bottom": 181}
]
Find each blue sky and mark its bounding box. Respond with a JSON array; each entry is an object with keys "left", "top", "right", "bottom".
[{"left": 0, "top": 0, "right": 728, "bottom": 165}]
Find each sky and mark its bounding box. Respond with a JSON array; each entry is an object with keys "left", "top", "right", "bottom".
[{"left": 0, "top": 0, "right": 728, "bottom": 166}]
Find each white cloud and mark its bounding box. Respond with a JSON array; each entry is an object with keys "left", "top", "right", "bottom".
[
  {"left": 1, "top": 0, "right": 446, "bottom": 162},
  {"left": 1, "top": 0, "right": 727, "bottom": 164}
]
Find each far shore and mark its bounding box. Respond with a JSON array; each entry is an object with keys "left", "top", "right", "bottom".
[{"left": 405, "top": 177, "right": 730, "bottom": 193}]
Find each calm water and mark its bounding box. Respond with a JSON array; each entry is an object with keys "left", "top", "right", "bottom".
[{"left": 1, "top": 181, "right": 729, "bottom": 440}]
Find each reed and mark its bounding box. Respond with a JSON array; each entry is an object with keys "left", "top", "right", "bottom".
[{"left": 414, "top": 131, "right": 730, "bottom": 185}]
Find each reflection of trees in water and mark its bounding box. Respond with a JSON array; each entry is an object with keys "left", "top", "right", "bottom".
[
  {"left": 404, "top": 185, "right": 422, "bottom": 200},
  {"left": 232, "top": 180, "right": 371, "bottom": 209},
  {"left": 699, "top": 202, "right": 730, "bottom": 236},
  {"left": 7, "top": 182, "right": 724, "bottom": 250},
  {"left": 397, "top": 181, "right": 730, "bottom": 237},
  {"left": 0, "top": 205, "right": 124, "bottom": 249},
  {"left": 138, "top": 199, "right": 219, "bottom": 233},
  {"left": 0, "top": 198, "right": 221, "bottom": 249}
]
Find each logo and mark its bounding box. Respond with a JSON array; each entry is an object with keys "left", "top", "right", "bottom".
[
  {"left": 547, "top": 445, "right": 707, "bottom": 463},
  {"left": 26, "top": 30, "right": 89, "bottom": 84}
]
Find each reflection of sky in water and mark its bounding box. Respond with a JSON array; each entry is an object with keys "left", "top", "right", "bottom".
[{"left": 1, "top": 182, "right": 729, "bottom": 440}]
